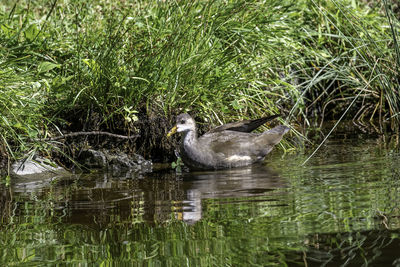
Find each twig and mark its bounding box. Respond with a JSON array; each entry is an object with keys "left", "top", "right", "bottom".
[
  {"left": 35, "top": 131, "right": 140, "bottom": 141},
  {"left": 301, "top": 59, "right": 382, "bottom": 166},
  {"left": 301, "top": 91, "right": 363, "bottom": 166}
]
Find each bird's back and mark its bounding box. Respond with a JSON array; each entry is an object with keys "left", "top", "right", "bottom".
[{"left": 197, "top": 125, "right": 289, "bottom": 168}]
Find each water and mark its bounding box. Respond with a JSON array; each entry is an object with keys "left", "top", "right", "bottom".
[{"left": 1, "top": 130, "right": 400, "bottom": 266}]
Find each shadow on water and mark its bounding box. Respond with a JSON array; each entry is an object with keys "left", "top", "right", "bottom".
[{"left": 1, "top": 128, "right": 400, "bottom": 266}]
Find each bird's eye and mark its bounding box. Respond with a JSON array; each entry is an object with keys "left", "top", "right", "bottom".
[{"left": 180, "top": 120, "right": 185, "bottom": 124}]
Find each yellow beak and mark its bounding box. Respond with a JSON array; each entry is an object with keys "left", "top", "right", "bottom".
[{"left": 167, "top": 125, "right": 177, "bottom": 137}]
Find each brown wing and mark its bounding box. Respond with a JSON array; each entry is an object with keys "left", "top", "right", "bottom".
[{"left": 207, "top": 114, "right": 280, "bottom": 134}]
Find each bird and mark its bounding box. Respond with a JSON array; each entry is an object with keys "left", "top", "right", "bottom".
[{"left": 167, "top": 113, "right": 290, "bottom": 170}]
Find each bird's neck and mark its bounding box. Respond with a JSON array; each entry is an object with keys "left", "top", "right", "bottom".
[
  {"left": 180, "top": 129, "right": 202, "bottom": 161},
  {"left": 180, "top": 129, "right": 211, "bottom": 169},
  {"left": 181, "top": 129, "right": 198, "bottom": 147}
]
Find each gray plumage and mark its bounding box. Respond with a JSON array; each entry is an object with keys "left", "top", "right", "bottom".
[{"left": 171, "top": 113, "right": 290, "bottom": 170}]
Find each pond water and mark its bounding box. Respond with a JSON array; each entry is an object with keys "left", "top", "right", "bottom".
[{"left": 1, "top": 128, "right": 400, "bottom": 266}]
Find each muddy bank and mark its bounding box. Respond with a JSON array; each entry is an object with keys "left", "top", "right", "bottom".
[{"left": 0, "top": 113, "right": 171, "bottom": 174}]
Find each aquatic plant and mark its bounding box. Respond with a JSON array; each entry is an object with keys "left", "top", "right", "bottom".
[{"left": 0, "top": 0, "right": 399, "bottom": 168}]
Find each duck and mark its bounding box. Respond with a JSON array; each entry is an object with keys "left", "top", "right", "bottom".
[{"left": 167, "top": 113, "right": 290, "bottom": 170}]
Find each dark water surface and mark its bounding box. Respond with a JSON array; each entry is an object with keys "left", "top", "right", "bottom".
[{"left": 1, "top": 132, "right": 400, "bottom": 266}]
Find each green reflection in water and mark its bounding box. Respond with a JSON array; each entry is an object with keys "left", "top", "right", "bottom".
[{"left": 1, "top": 136, "right": 400, "bottom": 266}]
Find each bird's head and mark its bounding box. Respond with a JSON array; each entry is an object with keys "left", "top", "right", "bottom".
[{"left": 167, "top": 113, "right": 196, "bottom": 137}]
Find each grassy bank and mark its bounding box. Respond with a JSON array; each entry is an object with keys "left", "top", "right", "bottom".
[{"left": 0, "top": 0, "right": 399, "bottom": 168}]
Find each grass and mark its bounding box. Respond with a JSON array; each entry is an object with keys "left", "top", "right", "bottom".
[{"left": 0, "top": 0, "right": 399, "bottom": 168}]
